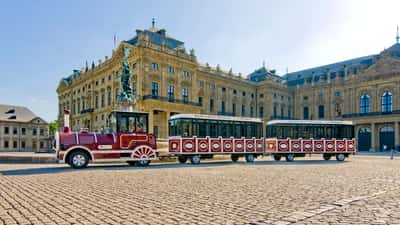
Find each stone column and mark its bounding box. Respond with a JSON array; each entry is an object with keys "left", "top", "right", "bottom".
[
  {"left": 370, "top": 123, "right": 376, "bottom": 152},
  {"left": 148, "top": 110, "right": 154, "bottom": 135},
  {"left": 395, "top": 122, "right": 400, "bottom": 149},
  {"left": 166, "top": 111, "right": 171, "bottom": 137}
]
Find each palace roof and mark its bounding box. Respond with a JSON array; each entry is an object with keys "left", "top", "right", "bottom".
[
  {"left": 125, "top": 28, "right": 185, "bottom": 50},
  {"left": 247, "top": 66, "right": 284, "bottom": 82}
]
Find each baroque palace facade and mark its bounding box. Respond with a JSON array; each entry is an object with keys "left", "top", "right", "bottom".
[{"left": 57, "top": 22, "right": 400, "bottom": 151}]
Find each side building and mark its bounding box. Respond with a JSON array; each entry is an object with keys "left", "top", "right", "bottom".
[{"left": 0, "top": 104, "right": 50, "bottom": 152}]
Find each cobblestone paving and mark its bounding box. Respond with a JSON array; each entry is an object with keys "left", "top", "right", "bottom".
[{"left": 0, "top": 156, "right": 399, "bottom": 225}]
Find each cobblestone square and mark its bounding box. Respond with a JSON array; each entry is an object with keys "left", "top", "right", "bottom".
[{"left": 0, "top": 156, "right": 399, "bottom": 225}]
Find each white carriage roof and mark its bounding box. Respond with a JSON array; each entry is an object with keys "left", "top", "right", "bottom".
[
  {"left": 267, "top": 120, "right": 353, "bottom": 125},
  {"left": 169, "top": 114, "right": 263, "bottom": 123}
]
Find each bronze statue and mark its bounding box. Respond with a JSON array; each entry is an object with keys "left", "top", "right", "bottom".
[{"left": 117, "top": 48, "right": 133, "bottom": 103}]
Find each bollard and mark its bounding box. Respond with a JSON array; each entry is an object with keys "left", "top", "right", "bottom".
[{"left": 391, "top": 149, "right": 394, "bottom": 160}]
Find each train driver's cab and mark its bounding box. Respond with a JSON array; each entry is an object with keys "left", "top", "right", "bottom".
[{"left": 107, "top": 111, "right": 149, "bottom": 133}]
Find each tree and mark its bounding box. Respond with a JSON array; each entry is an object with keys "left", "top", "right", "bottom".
[{"left": 49, "top": 121, "right": 58, "bottom": 135}]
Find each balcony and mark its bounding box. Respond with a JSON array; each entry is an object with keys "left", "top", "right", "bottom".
[
  {"left": 80, "top": 108, "right": 94, "bottom": 114},
  {"left": 340, "top": 110, "right": 400, "bottom": 119},
  {"left": 270, "top": 116, "right": 295, "bottom": 120},
  {"left": 143, "top": 95, "right": 201, "bottom": 106}
]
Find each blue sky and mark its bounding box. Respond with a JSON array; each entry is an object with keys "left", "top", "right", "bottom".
[{"left": 1, "top": 0, "right": 399, "bottom": 122}]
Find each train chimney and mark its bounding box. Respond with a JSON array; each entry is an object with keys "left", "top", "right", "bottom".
[{"left": 63, "top": 109, "right": 71, "bottom": 133}]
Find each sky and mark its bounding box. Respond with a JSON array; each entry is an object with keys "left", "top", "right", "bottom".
[{"left": 0, "top": 0, "right": 400, "bottom": 122}]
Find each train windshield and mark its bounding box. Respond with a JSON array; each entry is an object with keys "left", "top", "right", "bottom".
[
  {"left": 266, "top": 120, "right": 354, "bottom": 139},
  {"left": 108, "top": 111, "right": 148, "bottom": 133},
  {"left": 169, "top": 114, "right": 263, "bottom": 138}
]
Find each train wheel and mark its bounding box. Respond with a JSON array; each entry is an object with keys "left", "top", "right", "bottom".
[
  {"left": 336, "top": 153, "right": 346, "bottom": 162},
  {"left": 178, "top": 156, "right": 188, "bottom": 164},
  {"left": 68, "top": 151, "right": 89, "bottom": 169},
  {"left": 273, "top": 154, "right": 282, "bottom": 161},
  {"left": 245, "top": 154, "right": 255, "bottom": 163},
  {"left": 137, "top": 159, "right": 151, "bottom": 166},
  {"left": 190, "top": 155, "right": 201, "bottom": 164},
  {"left": 231, "top": 154, "right": 239, "bottom": 162},
  {"left": 323, "top": 154, "right": 331, "bottom": 161},
  {"left": 285, "top": 154, "right": 294, "bottom": 162}
]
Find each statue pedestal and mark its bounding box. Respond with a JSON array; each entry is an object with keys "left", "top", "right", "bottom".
[{"left": 117, "top": 101, "right": 133, "bottom": 112}]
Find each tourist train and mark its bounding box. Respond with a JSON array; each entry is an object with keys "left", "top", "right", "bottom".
[{"left": 54, "top": 110, "right": 357, "bottom": 168}]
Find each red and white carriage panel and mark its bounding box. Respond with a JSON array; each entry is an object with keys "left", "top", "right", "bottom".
[
  {"left": 265, "top": 138, "right": 357, "bottom": 153},
  {"left": 169, "top": 136, "right": 264, "bottom": 154}
]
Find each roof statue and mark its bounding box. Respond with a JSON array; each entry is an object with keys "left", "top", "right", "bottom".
[{"left": 117, "top": 47, "right": 134, "bottom": 106}]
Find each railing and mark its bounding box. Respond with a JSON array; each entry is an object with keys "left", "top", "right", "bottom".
[
  {"left": 80, "top": 108, "right": 94, "bottom": 114},
  {"left": 270, "top": 116, "right": 295, "bottom": 120},
  {"left": 340, "top": 110, "right": 400, "bottom": 118},
  {"left": 143, "top": 95, "right": 201, "bottom": 106}
]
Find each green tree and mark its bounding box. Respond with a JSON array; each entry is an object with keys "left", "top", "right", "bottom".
[{"left": 49, "top": 121, "right": 58, "bottom": 135}]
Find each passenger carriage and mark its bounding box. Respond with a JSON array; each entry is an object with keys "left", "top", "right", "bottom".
[
  {"left": 168, "top": 114, "right": 264, "bottom": 164},
  {"left": 265, "top": 120, "right": 356, "bottom": 161}
]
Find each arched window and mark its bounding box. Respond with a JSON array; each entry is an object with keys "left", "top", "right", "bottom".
[
  {"left": 360, "top": 95, "right": 370, "bottom": 114},
  {"left": 381, "top": 91, "right": 392, "bottom": 113}
]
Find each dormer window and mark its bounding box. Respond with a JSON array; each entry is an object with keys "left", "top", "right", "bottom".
[
  {"left": 5, "top": 109, "right": 15, "bottom": 114},
  {"left": 8, "top": 115, "right": 16, "bottom": 120}
]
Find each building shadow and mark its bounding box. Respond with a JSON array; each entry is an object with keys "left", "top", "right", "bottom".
[{"left": 0, "top": 159, "right": 347, "bottom": 176}]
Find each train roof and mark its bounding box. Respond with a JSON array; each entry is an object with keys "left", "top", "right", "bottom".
[
  {"left": 267, "top": 120, "right": 353, "bottom": 126},
  {"left": 169, "top": 114, "right": 263, "bottom": 123}
]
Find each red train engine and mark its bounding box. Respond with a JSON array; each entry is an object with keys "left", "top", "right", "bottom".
[{"left": 54, "top": 110, "right": 157, "bottom": 168}]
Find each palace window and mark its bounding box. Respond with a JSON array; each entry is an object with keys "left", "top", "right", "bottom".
[
  {"left": 381, "top": 91, "right": 392, "bottom": 113},
  {"left": 233, "top": 89, "right": 237, "bottom": 95},
  {"left": 132, "top": 82, "right": 137, "bottom": 97},
  {"left": 288, "top": 109, "right": 291, "bottom": 118},
  {"left": 40, "top": 129, "right": 44, "bottom": 136},
  {"left": 182, "top": 88, "right": 189, "bottom": 103},
  {"left": 32, "top": 141, "right": 37, "bottom": 149},
  {"left": 210, "top": 99, "right": 214, "bottom": 112},
  {"left": 280, "top": 107, "right": 284, "bottom": 117},
  {"left": 318, "top": 105, "right": 325, "bottom": 119},
  {"left": 242, "top": 92, "right": 246, "bottom": 97},
  {"left": 250, "top": 106, "right": 254, "bottom": 117},
  {"left": 273, "top": 93, "right": 277, "bottom": 98},
  {"left": 151, "top": 63, "right": 158, "bottom": 70},
  {"left": 21, "top": 141, "right": 25, "bottom": 149},
  {"left": 107, "top": 91, "right": 112, "bottom": 106},
  {"left": 241, "top": 105, "right": 245, "bottom": 116},
  {"left": 259, "top": 106, "right": 264, "bottom": 118},
  {"left": 303, "top": 107, "right": 309, "bottom": 119},
  {"left": 21, "top": 128, "right": 26, "bottom": 135},
  {"left": 335, "top": 91, "right": 341, "bottom": 97},
  {"left": 210, "top": 83, "right": 215, "bottom": 90},
  {"left": 167, "top": 66, "right": 174, "bottom": 73},
  {"left": 40, "top": 141, "right": 44, "bottom": 149},
  {"left": 101, "top": 93, "right": 105, "bottom": 108},
  {"left": 32, "top": 128, "right": 37, "bottom": 136},
  {"left": 4, "top": 140, "right": 8, "bottom": 148},
  {"left": 251, "top": 93, "right": 254, "bottom": 99},
  {"left": 221, "top": 101, "right": 226, "bottom": 113},
  {"left": 13, "top": 141, "right": 17, "bottom": 149},
  {"left": 151, "top": 82, "right": 158, "bottom": 97},
  {"left": 221, "top": 87, "right": 226, "bottom": 92},
  {"left": 273, "top": 106, "right": 277, "bottom": 118},
  {"left": 318, "top": 93, "right": 324, "bottom": 102},
  {"left": 4, "top": 127, "right": 9, "bottom": 135},
  {"left": 182, "top": 71, "right": 190, "bottom": 78},
  {"left": 115, "top": 88, "right": 119, "bottom": 101},
  {"left": 360, "top": 94, "right": 370, "bottom": 114},
  {"left": 303, "top": 96, "right": 309, "bottom": 100},
  {"left": 198, "top": 81, "right": 204, "bottom": 87},
  {"left": 167, "top": 85, "right": 174, "bottom": 101},
  {"left": 198, "top": 97, "right": 203, "bottom": 106},
  {"left": 95, "top": 95, "right": 99, "bottom": 109},
  {"left": 108, "top": 75, "right": 112, "bottom": 81},
  {"left": 132, "top": 63, "right": 137, "bottom": 69},
  {"left": 13, "top": 127, "right": 17, "bottom": 135},
  {"left": 232, "top": 103, "right": 236, "bottom": 116}
]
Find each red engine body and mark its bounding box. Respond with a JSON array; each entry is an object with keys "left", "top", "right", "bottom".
[{"left": 55, "top": 130, "right": 157, "bottom": 164}]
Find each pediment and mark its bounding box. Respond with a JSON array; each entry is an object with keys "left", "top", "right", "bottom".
[{"left": 362, "top": 55, "right": 400, "bottom": 76}]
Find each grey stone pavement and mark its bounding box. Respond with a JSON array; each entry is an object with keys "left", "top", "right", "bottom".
[{"left": 0, "top": 155, "right": 399, "bottom": 225}]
